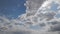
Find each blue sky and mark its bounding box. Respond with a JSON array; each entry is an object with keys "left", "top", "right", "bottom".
[
  {"left": 50, "top": 1, "right": 59, "bottom": 11},
  {"left": 0, "top": 0, "right": 26, "bottom": 19}
]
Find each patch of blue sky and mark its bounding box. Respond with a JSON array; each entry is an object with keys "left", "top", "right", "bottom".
[
  {"left": 55, "top": 14, "right": 60, "bottom": 18},
  {"left": 50, "top": 1, "right": 59, "bottom": 12}
]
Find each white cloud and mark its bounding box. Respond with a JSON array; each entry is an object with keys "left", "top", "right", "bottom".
[{"left": 0, "top": 0, "right": 60, "bottom": 34}]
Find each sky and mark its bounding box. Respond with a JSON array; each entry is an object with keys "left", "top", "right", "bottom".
[
  {"left": 0, "top": 0, "right": 60, "bottom": 34},
  {"left": 0, "top": 0, "right": 26, "bottom": 19}
]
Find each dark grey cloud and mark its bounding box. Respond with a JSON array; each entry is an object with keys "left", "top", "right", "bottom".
[
  {"left": 47, "top": 21, "right": 59, "bottom": 25},
  {"left": 50, "top": 24, "right": 60, "bottom": 31},
  {"left": 0, "top": 28, "right": 31, "bottom": 34},
  {"left": 13, "top": 31, "right": 31, "bottom": 34},
  {"left": 39, "top": 23, "right": 46, "bottom": 27},
  {"left": 46, "top": 20, "right": 60, "bottom": 32}
]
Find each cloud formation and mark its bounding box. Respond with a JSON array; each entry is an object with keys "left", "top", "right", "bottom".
[{"left": 0, "top": 0, "right": 60, "bottom": 34}]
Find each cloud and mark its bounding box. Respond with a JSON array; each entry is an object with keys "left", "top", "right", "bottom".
[
  {"left": 24, "top": 0, "right": 46, "bottom": 16},
  {"left": 24, "top": 0, "right": 60, "bottom": 33},
  {"left": 0, "top": 0, "right": 60, "bottom": 34},
  {"left": 0, "top": 16, "right": 60, "bottom": 34},
  {"left": 47, "top": 19, "right": 60, "bottom": 31}
]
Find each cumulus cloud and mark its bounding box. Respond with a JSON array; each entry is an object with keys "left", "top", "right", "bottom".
[{"left": 0, "top": 0, "right": 60, "bottom": 34}]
